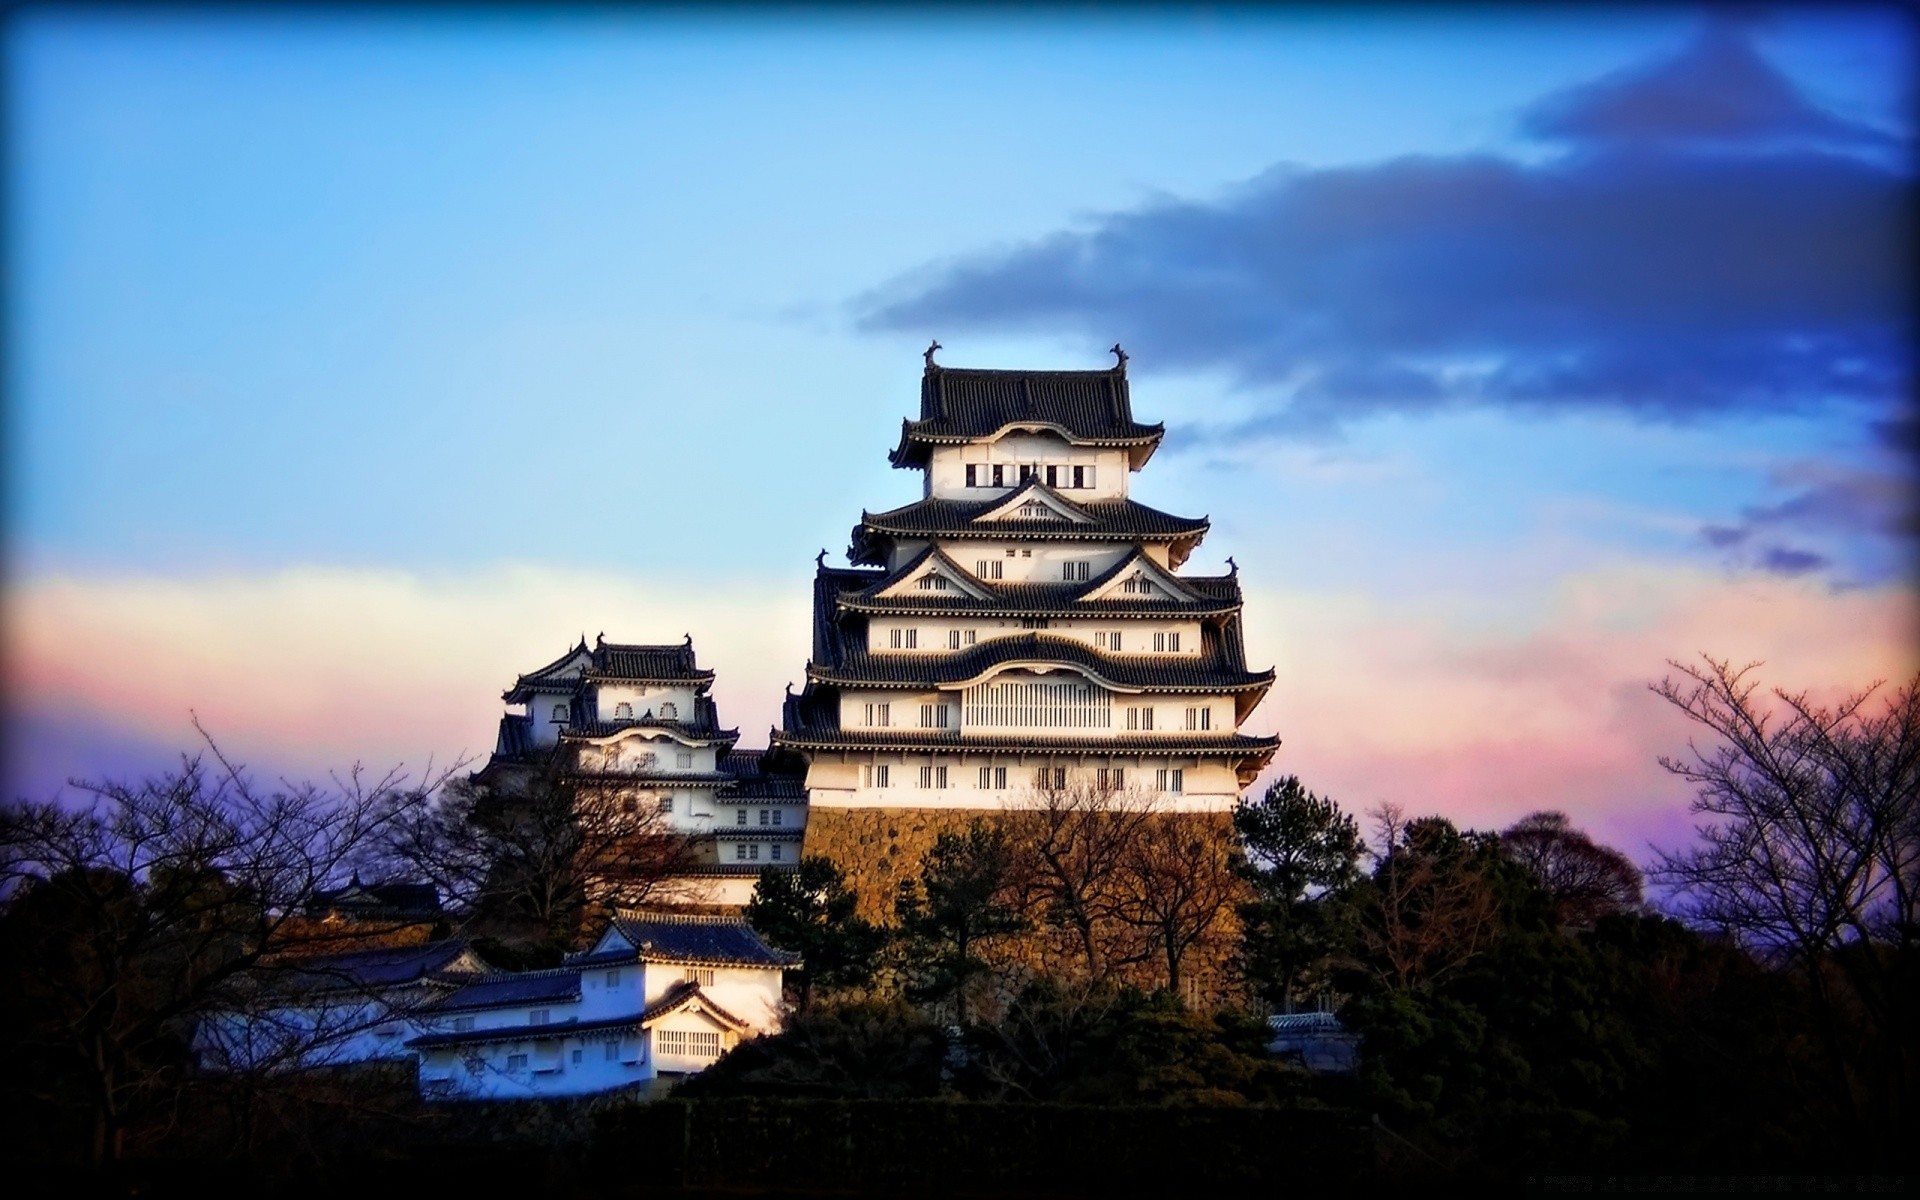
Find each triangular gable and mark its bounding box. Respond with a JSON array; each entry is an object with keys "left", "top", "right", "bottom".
[
  {"left": 587, "top": 924, "right": 638, "bottom": 957},
  {"left": 975, "top": 482, "right": 1096, "bottom": 525},
  {"left": 640, "top": 984, "right": 752, "bottom": 1034},
  {"left": 1077, "top": 551, "right": 1203, "bottom": 604},
  {"left": 870, "top": 546, "right": 994, "bottom": 601}
]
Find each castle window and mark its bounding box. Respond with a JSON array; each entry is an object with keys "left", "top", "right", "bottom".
[
  {"left": 759, "top": 809, "right": 769, "bottom": 825},
  {"left": 917, "top": 574, "right": 949, "bottom": 591},
  {"left": 975, "top": 560, "right": 1004, "bottom": 580},
  {"left": 530, "top": 1009, "right": 550, "bottom": 1026},
  {"left": 1153, "top": 631, "right": 1181, "bottom": 652},
  {"left": 991, "top": 464, "right": 1005, "bottom": 486},
  {"left": 1019, "top": 502, "right": 1051, "bottom": 519},
  {"left": 659, "top": 795, "right": 674, "bottom": 813},
  {"left": 1095, "top": 631, "right": 1118, "bottom": 650},
  {"left": 1021, "top": 549, "right": 1032, "bottom": 557},
  {"left": 1072, "top": 466, "right": 1086, "bottom": 488},
  {"left": 676, "top": 752, "right": 693, "bottom": 768},
  {"left": 874, "top": 765, "right": 890, "bottom": 787},
  {"left": 661, "top": 702, "right": 678, "bottom": 719},
  {"left": 736, "top": 809, "right": 747, "bottom": 825},
  {"left": 949, "top": 629, "right": 961, "bottom": 649},
  {"left": 1063, "top": 561, "right": 1090, "bottom": 582},
  {"left": 862, "top": 702, "right": 891, "bottom": 727},
  {"left": 1155, "top": 768, "right": 1184, "bottom": 793},
  {"left": 605, "top": 970, "right": 621, "bottom": 986},
  {"left": 686, "top": 967, "right": 716, "bottom": 986},
  {"left": 507, "top": 1054, "right": 529, "bottom": 1071},
  {"left": 604, "top": 1041, "right": 619, "bottom": 1061},
  {"left": 1045, "top": 465, "right": 1058, "bottom": 487},
  {"left": 551, "top": 704, "right": 568, "bottom": 722},
  {"left": 573, "top": 1048, "right": 583, "bottom": 1064},
  {"left": 1034, "top": 767, "right": 1067, "bottom": 789},
  {"left": 1019, "top": 465, "right": 1035, "bottom": 483},
  {"left": 965, "top": 678, "right": 1110, "bottom": 730},
  {"left": 771, "top": 844, "right": 783, "bottom": 861},
  {"left": 1126, "top": 707, "right": 1154, "bottom": 731},
  {"left": 1020, "top": 618, "right": 1050, "bottom": 630},
  {"left": 919, "top": 765, "right": 933, "bottom": 789},
  {"left": 749, "top": 844, "right": 761, "bottom": 861},
  {"left": 736, "top": 843, "right": 748, "bottom": 861},
  {"left": 1185, "top": 707, "right": 1212, "bottom": 731},
  {"left": 1098, "top": 767, "right": 1125, "bottom": 789},
  {"left": 772, "top": 809, "right": 783, "bottom": 825},
  {"left": 453, "top": 1017, "right": 475, "bottom": 1032},
  {"left": 977, "top": 765, "right": 1007, "bottom": 790},
  {"left": 964, "top": 629, "right": 977, "bottom": 645},
  {"left": 965, "top": 464, "right": 978, "bottom": 486},
  {"left": 614, "top": 701, "right": 633, "bottom": 719}
]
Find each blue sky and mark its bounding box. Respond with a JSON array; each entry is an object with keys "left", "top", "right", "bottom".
[{"left": 5, "top": 4, "right": 1914, "bottom": 850}]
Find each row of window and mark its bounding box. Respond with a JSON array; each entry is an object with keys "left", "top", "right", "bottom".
[
  {"left": 734, "top": 808, "right": 788, "bottom": 826},
  {"left": 552, "top": 701, "right": 680, "bottom": 722},
  {"left": 734, "top": 842, "right": 787, "bottom": 862},
  {"left": 879, "top": 626, "right": 1184, "bottom": 652},
  {"left": 858, "top": 764, "right": 1185, "bottom": 792},
  {"left": 856, "top": 698, "right": 1215, "bottom": 731},
  {"left": 965, "top": 463, "right": 1099, "bottom": 490},
  {"left": 656, "top": 1030, "right": 722, "bottom": 1059}
]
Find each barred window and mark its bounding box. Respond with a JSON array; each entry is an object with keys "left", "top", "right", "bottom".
[
  {"left": 759, "top": 809, "right": 770, "bottom": 825},
  {"left": 736, "top": 808, "right": 747, "bottom": 825},
  {"left": 1125, "top": 707, "right": 1155, "bottom": 731},
  {"left": 874, "top": 765, "right": 890, "bottom": 788},
  {"left": 662, "top": 702, "right": 679, "bottom": 719},
  {"left": 772, "top": 844, "right": 783, "bottom": 861},
  {"left": 1097, "top": 767, "right": 1126, "bottom": 790},
  {"left": 935, "top": 766, "right": 948, "bottom": 789},
  {"left": 965, "top": 679, "right": 1110, "bottom": 729},
  {"left": 772, "top": 809, "right": 784, "bottom": 825},
  {"left": 507, "top": 1054, "right": 529, "bottom": 1071},
  {"left": 676, "top": 752, "right": 693, "bottom": 768},
  {"left": 1034, "top": 767, "right": 1066, "bottom": 789},
  {"left": 975, "top": 560, "right": 1004, "bottom": 580},
  {"left": 614, "top": 702, "right": 633, "bottom": 719},
  {"left": 551, "top": 704, "right": 568, "bottom": 721},
  {"left": 686, "top": 967, "right": 716, "bottom": 986},
  {"left": 1063, "top": 561, "right": 1090, "bottom": 581},
  {"left": 530, "top": 1009, "right": 550, "bottom": 1026},
  {"left": 1155, "top": 768, "right": 1185, "bottom": 793},
  {"left": 656, "top": 1030, "right": 721, "bottom": 1059},
  {"left": 916, "top": 574, "right": 949, "bottom": 591},
  {"left": 1185, "top": 707, "right": 1212, "bottom": 731}
]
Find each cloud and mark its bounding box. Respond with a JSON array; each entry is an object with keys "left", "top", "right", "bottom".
[
  {"left": 1520, "top": 19, "right": 1898, "bottom": 150},
  {"left": 1238, "top": 561, "right": 1919, "bottom": 857},
  {"left": 1696, "top": 453, "right": 1917, "bottom": 580},
  {"left": 856, "top": 25, "right": 1910, "bottom": 438},
  {"left": 2, "top": 564, "right": 812, "bottom": 800},
  {"left": 7, "top": 560, "right": 1913, "bottom": 864}
]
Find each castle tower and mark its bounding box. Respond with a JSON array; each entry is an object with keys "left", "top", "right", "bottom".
[
  {"left": 773, "top": 351, "right": 1279, "bottom": 822},
  {"left": 483, "top": 636, "right": 805, "bottom": 905}
]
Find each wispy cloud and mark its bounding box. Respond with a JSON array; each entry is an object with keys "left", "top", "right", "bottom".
[{"left": 856, "top": 24, "right": 1910, "bottom": 439}]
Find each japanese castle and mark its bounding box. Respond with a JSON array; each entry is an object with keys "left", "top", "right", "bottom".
[
  {"left": 773, "top": 347, "right": 1279, "bottom": 812},
  {"left": 483, "top": 347, "right": 1280, "bottom": 891}
]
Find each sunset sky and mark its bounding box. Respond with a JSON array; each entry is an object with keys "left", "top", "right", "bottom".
[{"left": 5, "top": 4, "right": 1914, "bottom": 858}]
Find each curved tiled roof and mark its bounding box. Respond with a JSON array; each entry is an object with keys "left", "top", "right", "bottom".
[
  {"left": 425, "top": 970, "right": 583, "bottom": 1014},
  {"left": 851, "top": 494, "right": 1207, "bottom": 564},
  {"left": 890, "top": 364, "right": 1163, "bottom": 468},
  {"left": 773, "top": 723, "right": 1281, "bottom": 759},
  {"left": 610, "top": 911, "right": 801, "bottom": 969},
  {"left": 840, "top": 546, "right": 1242, "bottom": 617},
  {"left": 272, "top": 941, "right": 478, "bottom": 993},
  {"left": 808, "top": 631, "right": 1274, "bottom": 692}
]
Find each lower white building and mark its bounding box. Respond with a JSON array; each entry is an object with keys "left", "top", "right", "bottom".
[{"left": 409, "top": 910, "right": 798, "bottom": 1100}]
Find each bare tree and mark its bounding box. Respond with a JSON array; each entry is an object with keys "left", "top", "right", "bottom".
[
  {"left": 1499, "top": 810, "right": 1643, "bottom": 927},
  {"left": 1004, "top": 781, "right": 1155, "bottom": 981},
  {"left": 383, "top": 759, "right": 702, "bottom": 948},
  {"left": 1651, "top": 655, "right": 1920, "bottom": 1126},
  {"left": 0, "top": 728, "right": 455, "bottom": 1164},
  {"left": 1115, "top": 813, "right": 1242, "bottom": 997},
  {"left": 1357, "top": 805, "right": 1501, "bottom": 991}
]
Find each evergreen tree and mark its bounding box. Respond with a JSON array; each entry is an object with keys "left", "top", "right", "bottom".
[
  {"left": 1233, "top": 776, "right": 1364, "bottom": 1008},
  {"left": 895, "top": 820, "right": 1028, "bottom": 1026},
  {"left": 746, "top": 857, "right": 888, "bottom": 1008}
]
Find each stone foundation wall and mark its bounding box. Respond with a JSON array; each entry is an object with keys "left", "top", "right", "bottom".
[{"left": 802, "top": 806, "right": 1249, "bottom": 1009}]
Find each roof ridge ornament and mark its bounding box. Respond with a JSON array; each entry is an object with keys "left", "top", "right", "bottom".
[
  {"left": 816, "top": 547, "right": 828, "bottom": 568},
  {"left": 1227, "top": 556, "right": 1238, "bottom": 576},
  {"left": 1111, "top": 343, "right": 1128, "bottom": 371},
  {"left": 924, "top": 339, "right": 941, "bottom": 368}
]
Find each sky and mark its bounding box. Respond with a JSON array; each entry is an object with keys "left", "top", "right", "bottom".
[{"left": 4, "top": 3, "right": 1915, "bottom": 859}]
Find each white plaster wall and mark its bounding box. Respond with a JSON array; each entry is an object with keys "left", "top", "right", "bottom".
[
  {"left": 591, "top": 683, "right": 698, "bottom": 723},
  {"left": 801, "top": 749, "right": 1243, "bottom": 812},
  {"left": 417, "top": 1029, "right": 652, "bottom": 1100},
  {"left": 927, "top": 438, "right": 1132, "bottom": 501},
  {"left": 864, "top": 616, "right": 1205, "bottom": 656},
  {"left": 529, "top": 688, "right": 572, "bottom": 745}
]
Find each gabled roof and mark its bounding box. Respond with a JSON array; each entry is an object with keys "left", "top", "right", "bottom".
[
  {"left": 424, "top": 970, "right": 583, "bottom": 1014},
  {"left": 493, "top": 714, "right": 540, "bottom": 761},
  {"left": 1076, "top": 548, "right": 1207, "bottom": 605},
  {"left": 973, "top": 481, "right": 1097, "bottom": 525},
  {"left": 271, "top": 941, "right": 483, "bottom": 993},
  {"left": 863, "top": 545, "right": 996, "bottom": 601},
  {"left": 582, "top": 637, "right": 714, "bottom": 686},
  {"left": 890, "top": 362, "right": 1164, "bottom": 469},
  {"left": 504, "top": 637, "right": 714, "bottom": 702},
  {"left": 308, "top": 878, "right": 443, "bottom": 919},
  {"left": 851, "top": 495, "right": 1208, "bottom": 566},
  {"left": 835, "top": 571, "right": 1244, "bottom": 619},
  {"left": 638, "top": 980, "right": 752, "bottom": 1032},
  {"left": 606, "top": 911, "right": 801, "bottom": 969}
]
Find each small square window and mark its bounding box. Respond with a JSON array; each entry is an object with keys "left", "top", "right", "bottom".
[
  {"left": 736, "top": 808, "right": 747, "bottom": 825},
  {"left": 605, "top": 969, "right": 621, "bottom": 986},
  {"left": 507, "top": 1053, "right": 529, "bottom": 1071},
  {"left": 572, "top": 1048, "right": 583, "bottom": 1064},
  {"left": 605, "top": 1041, "right": 619, "bottom": 1062}
]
